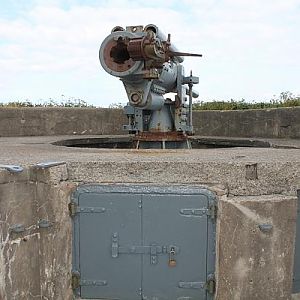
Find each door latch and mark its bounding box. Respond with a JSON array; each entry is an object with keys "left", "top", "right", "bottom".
[{"left": 111, "top": 233, "right": 179, "bottom": 266}]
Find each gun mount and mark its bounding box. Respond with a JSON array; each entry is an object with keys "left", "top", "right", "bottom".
[{"left": 99, "top": 24, "right": 202, "bottom": 149}]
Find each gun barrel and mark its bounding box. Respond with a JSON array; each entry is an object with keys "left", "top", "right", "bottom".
[
  {"left": 99, "top": 24, "right": 202, "bottom": 78},
  {"left": 169, "top": 51, "right": 203, "bottom": 58}
]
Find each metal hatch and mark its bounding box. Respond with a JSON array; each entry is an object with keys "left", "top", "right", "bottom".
[{"left": 71, "top": 185, "right": 217, "bottom": 300}]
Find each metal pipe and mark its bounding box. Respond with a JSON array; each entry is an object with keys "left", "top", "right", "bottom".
[{"left": 188, "top": 72, "right": 193, "bottom": 129}]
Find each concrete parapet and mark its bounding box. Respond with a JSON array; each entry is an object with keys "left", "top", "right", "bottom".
[
  {"left": 67, "top": 160, "right": 300, "bottom": 197},
  {"left": 0, "top": 107, "right": 126, "bottom": 137},
  {"left": 193, "top": 107, "right": 300, "bottom": 139},
  {"left": 0, "top": 106, "right": 299, "bottom": 138}
]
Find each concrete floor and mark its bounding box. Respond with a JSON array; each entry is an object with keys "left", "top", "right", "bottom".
[
  {"left": 0, "top": 135, "right": 299, "bottom": 166},
  {"left": 1, "top": 135, "right": 299, "bottom": 197}
]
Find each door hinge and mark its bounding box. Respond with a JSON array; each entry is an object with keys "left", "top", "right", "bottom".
[
  {"left": 180, "top": 203, "right": 217, "bottom": 219},
  {"left": 68, "top": 202, "right": 77, "bottom": 217},
  {"left": 204, "top": 273, "right": 216, "bottom": 294},
  {"left": 178, "top": 281, "right": 205, "bottom": 289},
  {"left": 207, "top": 202, "right": 218, "bottom": 220},
  {"left": 81, "top": 279, "right": 108, "bottom": 286},
  {"left": 71, "top": 271, "right": 80, "bottom": 289},
  {"left": 180, "top": 208, "right": 208, "bottom": 217},
  {"left": 68, "top": 202, "right": 106, "bottom": 217}
]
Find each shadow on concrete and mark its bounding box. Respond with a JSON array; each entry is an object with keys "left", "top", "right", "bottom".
[{"left": 52, "top": 136, "right": 272, "bottom": 149}]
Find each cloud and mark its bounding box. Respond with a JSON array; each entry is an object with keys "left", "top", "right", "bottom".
[{"left": 0, "top": 0, "right": 299, "bottom": 105}]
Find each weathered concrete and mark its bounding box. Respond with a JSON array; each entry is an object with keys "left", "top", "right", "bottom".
[
  {"left": 193, "top": 107, "right": 300, "bottom": 138},
  {"left": 0, "top": 106, "right": 299, "bottom": 138},
  {"left": 0, "top": 136, "right": 299, "bottom": 299},
  {"left": 215, "top": 195, "right": 298, "bottom": 300},
  {"left": 1, "top": 136, "right": 299, "bottom": 196},
  {"left": 293, "top": 294, "right": 300, "bottom": 299},
  {"left": 0, "top": 165, "right": 74, "bottom": 300},
  {"left": 0, "top": 107, "right": 126, "bottom": 137}
]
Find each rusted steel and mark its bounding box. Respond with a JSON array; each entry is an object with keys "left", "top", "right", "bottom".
[
  {"left": 103, "top": 38, "right": 135, "bottom": 73},
  {"left": 127, "top": 34, "right": 165, "bottom": 62},
  {"left": 134, "top": 131, "right": 188, "bottom": 142},
  {"left": 127, "top": 38, "right": 144, "bottom": 60},
  {"left": 168, "top": 51, "right": 202, "bottom": 58}
]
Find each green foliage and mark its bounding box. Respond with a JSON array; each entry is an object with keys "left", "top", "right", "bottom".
[
  {"left": 192, "top": 91, "right": 300, "bottom": 111},
  {"left": 0, "top": 92, "right": 299, "bottom": 110},
  {"left": 108, "top": 102, "right": 125, "bottom": 109},
  {"left": 0, "top": 97, "right": 94, "bottom": 108}
]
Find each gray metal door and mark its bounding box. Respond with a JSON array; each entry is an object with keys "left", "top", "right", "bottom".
[
  {"left": 71, "top": 185, "right": 216, "bottom": 300},
  {"left": 142, "top": 194, "right": 210, "bottom": 300},
  {"left": 77, "top": 193, "right": 142, "bottom": 299}
]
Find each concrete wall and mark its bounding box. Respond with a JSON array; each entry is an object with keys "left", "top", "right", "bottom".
[
  {"left": 0, "top": 165, "right": 74, "bottom": 300},
  {"left": 0, "top": 106, "right": 299, "bottom": 138},
  {"left": 216, "top": 195, "right": 297, "bottom": 300},
  {"left": 0, "top": 107, "right": 126, "bottom": 137},
  {"left": 0, "top": 161, "right": 299, "bottom": 300},
  {"left": 193, "top": 107, "right": 300, "bottom": 138}
]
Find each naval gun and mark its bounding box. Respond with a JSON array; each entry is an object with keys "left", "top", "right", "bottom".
[{"left": 99, "top": 24, "right": 202, "bottom": 149}]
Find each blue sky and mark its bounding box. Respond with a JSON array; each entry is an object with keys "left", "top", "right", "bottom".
[{"left": 0, "top": 0, "right": 299, "bottom": 106}]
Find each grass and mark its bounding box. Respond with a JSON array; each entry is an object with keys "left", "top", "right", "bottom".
[
  {"left": 0, "top": 98, "right": 94, "bottom": 108},
  {"left": 0, "top": 92, "right": 299, "bottom": 110},
  {"left": 192, "top": 92, "right": 300, "bottom": 110}
]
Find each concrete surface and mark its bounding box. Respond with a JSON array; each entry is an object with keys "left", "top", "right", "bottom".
[
  {"left": 0, "top": 135, "right": 299, "bottom": 300},
  {"left": 216, "top": 195, "right": 298, "bottom": 300},
  {"left": 0, "top": 107, "right": 126, "bottom": 137},
  {"left": 0, "top": 164, "right": 74, "bottom": 300},
  {"left": 193, "top": 107, "right": 300, "bottom": 139},
  {"left": 1, "top": 106, "right": 299, "bottom": 138},
  {"left": 0, "top": 136, "right": 299, "bottom": 196}
]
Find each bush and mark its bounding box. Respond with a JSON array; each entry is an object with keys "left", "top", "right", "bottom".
[
  {"left": 0, "top": 97, "right": 94, "bottom": 108},
  {"left": 192, "top": 92, "right": 300, "bottom": 110},
  {"left": 0, "top": 92, "right": 299, "bottom": 110}
]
